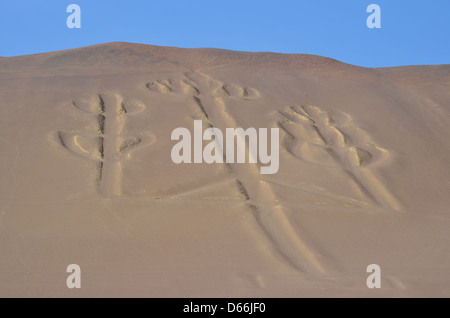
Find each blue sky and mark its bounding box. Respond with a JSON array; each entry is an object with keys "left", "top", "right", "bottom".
[{"left": 0, "top": 0, "right": 449, "bottom": 67}]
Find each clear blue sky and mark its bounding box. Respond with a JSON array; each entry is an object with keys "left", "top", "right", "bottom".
[{"left": 0, "top": 0, "right": 449, "bottom": 67}]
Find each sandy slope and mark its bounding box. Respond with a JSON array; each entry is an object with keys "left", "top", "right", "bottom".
[{"left": 0, "top": 42, "right": 449, "bottom": 297}]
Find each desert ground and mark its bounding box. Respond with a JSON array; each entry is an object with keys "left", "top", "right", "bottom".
[{"left": 0, "top": 42, "right": 449, "bottom": 297}]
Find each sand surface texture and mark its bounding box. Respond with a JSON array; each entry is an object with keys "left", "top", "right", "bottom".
[{"left": 1, "top": 42, "right": 449, "bottom": 297}]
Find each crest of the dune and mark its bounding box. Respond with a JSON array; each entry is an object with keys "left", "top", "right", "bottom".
[
  {"left": 2, "top": 42, "right": 449, "bottom": 84},
  {"left": 0, "top": 42, "right": 367, "bottom": 75}
]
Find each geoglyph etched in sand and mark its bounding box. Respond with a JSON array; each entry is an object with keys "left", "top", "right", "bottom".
[
  {"left": 53, "top": 72, "right": 401, "bottom": 274},
  {"left": 56, "top": 92, "right": 155, "bottom": 198},
  {"left": 2, "top": 41, "right": 449, "bottom": 297},
  {"left": 146, "top": 72, "right": 333, "bottom": 273},
  {"left": 278, "top": 105, "right": 401, "bottom": 211}
]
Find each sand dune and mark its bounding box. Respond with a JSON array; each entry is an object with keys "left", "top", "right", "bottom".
[{"left": 0, "top": 42, "right": 449, "bottom": 297}]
